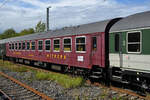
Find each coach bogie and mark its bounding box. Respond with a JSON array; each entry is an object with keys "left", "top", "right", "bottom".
[
  {"left": 51, "top": 64, "right": 62, "bottom": 71},
  {"left": 18, "top": 58, "right": 24, "bottom": 63},
  {"left": 24, "top": 60, "right": 30, "bottom": 65}
]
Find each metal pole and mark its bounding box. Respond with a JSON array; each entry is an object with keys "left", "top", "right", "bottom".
[{"left": 47, "top": 6, "right": 51, "bottom": 31}]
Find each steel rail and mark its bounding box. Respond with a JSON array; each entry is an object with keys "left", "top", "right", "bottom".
[
  {"left": 0, "top": 71, "right": 53, "bottom": 100},
  {"left": 87, "top": 80, "right": 146, "bottom": 99},
  {"left": 0, "top": 89, "right": 12, "bottom": 100}
]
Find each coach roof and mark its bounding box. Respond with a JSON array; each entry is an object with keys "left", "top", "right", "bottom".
[
  {"left": 0, "top": 19, "right": 111, "bottom": 44},
  {"left": 110, "top": 11, "right": 150, "bottom": 32}
]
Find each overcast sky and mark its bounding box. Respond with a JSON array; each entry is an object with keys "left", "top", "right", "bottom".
[{"left": 0, "top": 0, "right": 150, "bottom": 33}]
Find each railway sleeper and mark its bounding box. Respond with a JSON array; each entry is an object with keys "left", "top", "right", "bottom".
[
  {"left": 19, "top": 95, "right": 41, "bottom": 100},
  {"left": 18, "top": 92, "right": 38, "bottom": 98},
  {"left": 6, "top": 87, "right": 32, "bottom": 95}
]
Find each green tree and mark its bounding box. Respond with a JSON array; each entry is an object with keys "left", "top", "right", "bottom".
[
  {"left": 0, "top": 28, "right": 16, "bottom": 39},
  {"left": 19, "top": 28, "right": 34, "bottom": 36},
  {"left": 0, "top": 28, "right": 35, "bottom": 40},
  {"left": 35, "top": 21, "right": 46, "bottom": 32},
  {"left": 28, "top": 28, "right": 34, "bottom": 34}
]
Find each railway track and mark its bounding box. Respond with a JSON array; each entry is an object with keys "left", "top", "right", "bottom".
[
  {"left": 17, "top": 63, "right": 147, "bottom": 99},
  {"left": 0, "top": 71, "right": 53, "bottom": 100},
  {"left": 87, "top": 80, "right": 146, "bottom": 100},
  {"left": 4, "top": 62, "right": 148, "bottom": 99}
]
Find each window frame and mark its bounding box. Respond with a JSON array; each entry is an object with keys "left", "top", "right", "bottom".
[
  {"left": 12, "top": 43, "right": 15, "bottom": 50},
  {"left": 31, "top": 41, "right": 36, "bottom": 51},
  {"left": 63, "top": 37, "right": 72, "bottom": 52},
  {"left": 9, "top": 43, "right": 11, "bottom": 50},
  {"left": 45, "top": 39, "right": 51, "bottom": 52},
  {"left": 22, "top": 41, "right": 26, "bottom": 50},
  {"left": 15, "top": 42, "right": 18, "bottom": 50},
  {"left": 92, "top": 36, "right": 97, "bottom": 51},
  {"left": 126, "top": 31, "right": 142, "bottom": 54},
  {"left": 26, "top": 41, "right": 30, "bottom": 50},
  {"left": 18, "top": 42, "right": 22, "bottom": 50},
  {"left": 75, "top": 36, "right": 86, "bottom": 53},
  {"left": 53, "top": 38, "right": 60, "bottom": 52},
  {"left": 38, "top": 40, "right": 43, "bottom": 51}
]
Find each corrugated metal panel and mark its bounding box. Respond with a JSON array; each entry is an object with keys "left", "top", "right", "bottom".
[
  {"left": 0, "top": 19, "right": 110, "bottom": 44},
  {"left": 110, "top": 11, "right": 150, "bottom": 32}
]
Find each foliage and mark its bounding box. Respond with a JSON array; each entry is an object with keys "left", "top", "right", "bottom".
[
  {"left": 0, "top": 21, "right": 46, "bottom": 40},
  {"left": 0, "top": 60, "right": 84, "bottom": 88},
  {"left": 35, "top": 21, "right": 46, "bottom": 32},
  {"left": 0, "top": 28, "right": 34, "bottom": 40},
  {"left": 19, "top": 28, "right": 34, "bottom": 36},
  {"left": 0, "top": 28, "right": 16, "bottom": 39},
  {"left": 35, "top": 71, "right": 84, "bottom": 88},
  {"left": 0, "top": 60, "right": 28, "bottom": 72}
]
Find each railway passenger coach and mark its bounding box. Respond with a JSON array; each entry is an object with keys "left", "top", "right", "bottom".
[
  {"left": 0, "top": 11, "right": 150, "bottom": 92},
  {"left": 0, "top": 18, "right": 120, "bottom": 79},
  {"left": 109, "top": 11, "right": 150, "bottom": 90}
]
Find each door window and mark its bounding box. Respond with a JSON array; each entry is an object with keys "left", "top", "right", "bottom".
[
  {"left": 115, "top": 34, "right": 119, "bottom": 52},
  {"left": 92, "top": 37, "right": 97, "bottom": 51}
]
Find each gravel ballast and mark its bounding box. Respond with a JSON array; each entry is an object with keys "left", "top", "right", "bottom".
[{"left": 0, "top": 67, "right": 146, "bottom": 100}]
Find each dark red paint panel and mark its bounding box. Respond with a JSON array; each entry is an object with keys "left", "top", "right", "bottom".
[{"left": 6, "top": 32, "right": 105, "bottom": 69}]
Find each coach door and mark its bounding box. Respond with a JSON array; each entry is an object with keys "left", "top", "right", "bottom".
[
  {"left": 91, "top": 35, "right": 101, "bottom": 66},
  {"left": 114, "top": 33, "right": 123, "bottom": 68}
]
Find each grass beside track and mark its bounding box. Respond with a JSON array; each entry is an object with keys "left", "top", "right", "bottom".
[{"left": 0, "top": 60, "right": 84, "bottom": 88}]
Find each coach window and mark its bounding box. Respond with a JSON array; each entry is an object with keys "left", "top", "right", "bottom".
[
  {"left": 127, "top": 31, "right": 141, "bottom": 53},
  {"left": 12, "top": 43, "right": 14, "bottom": 50},
  {"left": 92, "top": 37, "right": 97, "bottom": 51},
  {"left": 15, "top": 43, "right": 18, "bottom": 50},
  {"left": 38, "top": 40, "right": 43, "bottom": 50},
  {"left": 27, "top": 42, "right": 30, "bottom": 50},
  {"left": 115, "top": 34, "right": 119, "bottom": 52},
  {"left": 54, "top": 39, "right": 60, "bottom": 52},
  {"left": 9, "top": 43, "right": 11, "bottom": 50},
  {"left": 31, "top": 41, "right": 35, "bottom": 50},
  {"left": 45, "top": 40, "right": 51, "bottom": 51},
  {"left": 63, "top": 38, "right": 71, "bottom": 52},
  {"left": 76, "top": 36, "right": 86, "bottom": 52},
  {"left": 19, "top": 42, "right": 21, "bottom": 50},
  {"left": 22, "top": 42, "right": 26, "bottom": 50}
]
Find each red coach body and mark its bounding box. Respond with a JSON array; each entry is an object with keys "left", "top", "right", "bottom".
[{"left": 6, "top": 32, "right": 105, "bottom": 69}]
